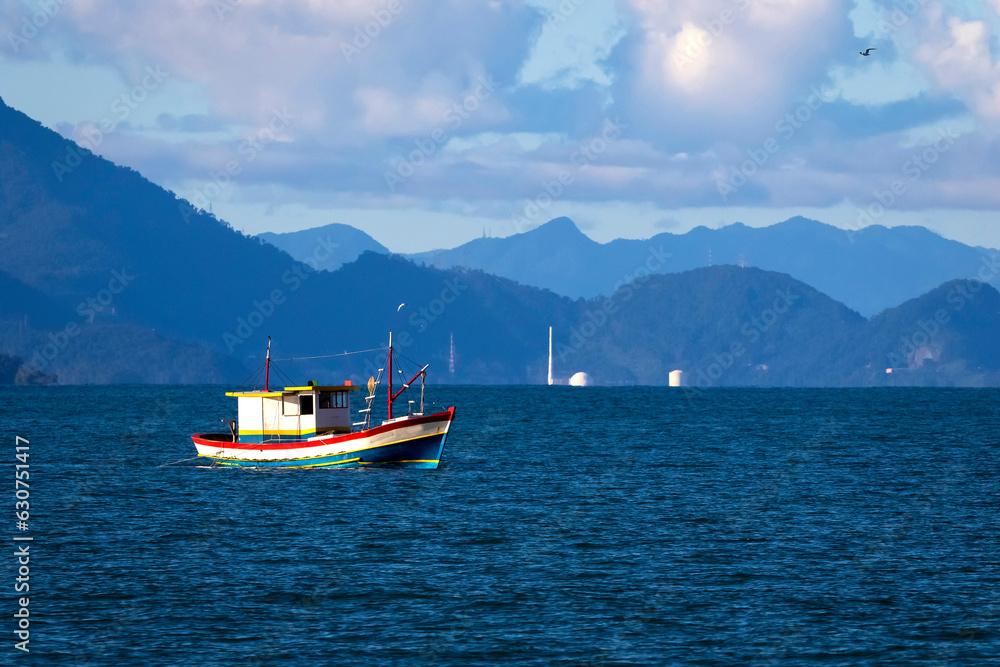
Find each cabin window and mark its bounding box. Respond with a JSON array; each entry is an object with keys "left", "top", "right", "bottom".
[
  {"left": 318, "top": 391, "right": 347, "bottom": 409},
  {"left": 300, "top": 395, "right": 314, "bottom": 416}
]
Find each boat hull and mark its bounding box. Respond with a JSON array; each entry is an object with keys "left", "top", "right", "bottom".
[{"left": 191, "top": 407, "right": 455, "bottom": 469}]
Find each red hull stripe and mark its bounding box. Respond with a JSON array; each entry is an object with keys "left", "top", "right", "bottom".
[{"left": 192, "top": 406, "right": 455, "bottom": 452}]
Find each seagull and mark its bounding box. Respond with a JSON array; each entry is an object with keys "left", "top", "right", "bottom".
[
  {"left": 397, "top": 303, "right": 406, "bottom": 312},
  {"left": 859, "top": 48, "right": 876, "bottom": 56}
]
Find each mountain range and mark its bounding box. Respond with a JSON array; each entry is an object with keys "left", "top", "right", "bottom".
[
  {"left": 262, "top": 215, "right": 999, "bottom": 318},
  {"left": 2, "top": 94, "right": 1000, "bottom": 387}
]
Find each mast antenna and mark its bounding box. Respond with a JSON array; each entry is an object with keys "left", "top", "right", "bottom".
[
  {"left": 387, "top": 332, "right": 393, "bottom": 421},
  {"left": 264, "top": 336, "right": 271, "bottom": 392},
  {"left": 449, "top": 333, "right": 455, "bottom": 374}
]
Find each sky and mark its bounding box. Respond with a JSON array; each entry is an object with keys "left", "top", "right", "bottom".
[{"left": 1, "top": 0, "right": 999, "bottom": 252}]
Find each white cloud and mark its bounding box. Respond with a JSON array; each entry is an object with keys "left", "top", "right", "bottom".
[
  {"left": 442, "top": 132, "right": 563, "bottom": 154},
  {"left": 854, "top": 2, "right": 1000, "bottom": 122},
  {"left": 354, "top": 69, "right": 510, "bottom": 137},
  {"left": 897, "top": 114, "right": 976, "bottom": 148},
  {"left": 625, "top": 0, "right": 847, "bottom": 113},
  {"left": 8, "top": 0, "right": 535, "bottom": 141},
  {"left": 914, "top": 10, "right": 1000, "bottom": 119}
]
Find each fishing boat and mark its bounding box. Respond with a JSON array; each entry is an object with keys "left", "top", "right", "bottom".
[{"left": 191, "top": 334, "right": 455, "bottom": 469}]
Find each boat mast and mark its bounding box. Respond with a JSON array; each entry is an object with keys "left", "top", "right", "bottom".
[
  {"left": 387, "top": 332, "right": 393, "bottom": 421},
  {"left": 264, "top": 336, "right": 271, "bottom": 392},
  {"left": 386, "top": 335, "right": 428, "bottom": 421},
  {"left": 391, "top": 364, "right": 429, "bottom": 405}
]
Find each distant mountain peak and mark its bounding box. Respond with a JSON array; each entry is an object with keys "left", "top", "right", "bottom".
[
  {"left": 257, "top": 222, "right": 389, "bottom": 271},
  {"left": 774, "top": 216, "right": 827, "bottom": 229},
  {"left": 526, "top": 217, "right": 589, "bottom": 240}
]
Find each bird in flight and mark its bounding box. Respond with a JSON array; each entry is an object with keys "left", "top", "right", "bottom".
[{"left": 859, "top": 48, "right": 876, "bottom": 56}]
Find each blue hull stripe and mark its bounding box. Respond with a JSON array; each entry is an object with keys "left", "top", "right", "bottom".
[{"left": 202, "top": 432, "right": 449, "bottom": 469}]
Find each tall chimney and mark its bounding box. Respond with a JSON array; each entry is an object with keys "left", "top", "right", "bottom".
[{"left": 548, "top": 326, "right": 553, "bottom": 386}]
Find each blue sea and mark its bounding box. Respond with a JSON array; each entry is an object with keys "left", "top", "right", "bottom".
[{"left": 3, "top": 386, "right": 1000, "bottom": 665}]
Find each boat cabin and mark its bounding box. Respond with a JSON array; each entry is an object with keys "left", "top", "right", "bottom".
[{"left": 226, "top": 383, "right": 361, "bottom": 443}]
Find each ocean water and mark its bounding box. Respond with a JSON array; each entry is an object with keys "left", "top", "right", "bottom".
[{"left": 3, "top": 385, "right": 999, "bottom": 666}]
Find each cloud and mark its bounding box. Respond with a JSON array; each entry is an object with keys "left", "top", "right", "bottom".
[
  {"left": 617, "top": 0, "right": 854, "bottom": 147},
  {"left": 4, "top": 0, "right": 1000, "bottom": 243},
  {"left": 914, "top": 10, "right": 1000, "bottom": 120},
  {"left": 8, "top": 0, "right": 537, "bottom": 139},
  {"left": 155, "top": 113, "right": 228, "bottom": 133},
  {"left": 354, "top": 71, "right": 508, "bottom": 136},
  {"left": 857, "top": 1, "right": 1000, "bottom": 122}
]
